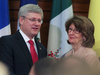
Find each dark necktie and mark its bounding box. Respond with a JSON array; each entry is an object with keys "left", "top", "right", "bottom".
[{"left": 28, "top": 40, "right": 38, "bottom": 64}]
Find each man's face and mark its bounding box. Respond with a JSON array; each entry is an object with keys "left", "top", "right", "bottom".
[{"left": 19, "top": 12, "right": 42, "bottom": 39}]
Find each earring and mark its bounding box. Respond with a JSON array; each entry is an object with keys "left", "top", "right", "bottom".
[{"left": 83, "top": 38, "right": 86, "bottom": 41}]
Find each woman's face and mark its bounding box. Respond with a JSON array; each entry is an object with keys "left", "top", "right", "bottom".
[{"left": 68, "top": 23, "right": 83, "bottom": 45}]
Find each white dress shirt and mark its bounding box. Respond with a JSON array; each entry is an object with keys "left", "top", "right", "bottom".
[{"left": 19, "top": 29, "right": 38, "bottom": 55}]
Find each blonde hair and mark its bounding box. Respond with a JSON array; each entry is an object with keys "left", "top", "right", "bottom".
[{"left": 0, "top": 61, "right": 9, "bottom": 75}]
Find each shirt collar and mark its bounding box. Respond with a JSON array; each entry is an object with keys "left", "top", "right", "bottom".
[{"left": 19, "top": 29, "right": 35, "bottom": 43}]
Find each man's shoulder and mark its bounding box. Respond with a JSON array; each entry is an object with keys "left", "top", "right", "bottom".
[
  {"left": 0, "top": 31, "right": 20, "bottom": 42},
  {"left": 0, "top": 34, "right": 15, "bottom": 40}
]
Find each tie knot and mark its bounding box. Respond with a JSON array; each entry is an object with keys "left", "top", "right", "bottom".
[{"left": 28, "top": 40, "right": 34, "bottom": 45}]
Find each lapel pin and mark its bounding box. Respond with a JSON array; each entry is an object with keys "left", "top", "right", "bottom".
[{"left": 40, "top": 48, "right": 41, "bottom": 50}]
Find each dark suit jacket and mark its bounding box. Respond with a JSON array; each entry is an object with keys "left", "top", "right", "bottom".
[{"left": 0, "top": 31, "right": 47, "bottom": 75}]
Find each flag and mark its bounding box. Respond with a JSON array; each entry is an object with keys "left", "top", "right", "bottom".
[
  {"left": 88, "top": 0, "right": 100, "bottom": 57},
  {"left": 0, "top": 0, "right": 11, "bottom": 37},
  {"left": 20, "top": 0, "right": 37, "bottom": 7},
  {"left": 47, "top": 0, "right": 73, "bottom": 58},
  {"left": 18, "top": 0, "right": 41, "bottom": 41}
]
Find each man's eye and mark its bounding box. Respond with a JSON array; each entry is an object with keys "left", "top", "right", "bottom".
[
  {"left": 38, "top": 19, "right": 41, "bottom": 22},
  {"left": 30, "top": 18, "right": 35, "bottom": 21}
]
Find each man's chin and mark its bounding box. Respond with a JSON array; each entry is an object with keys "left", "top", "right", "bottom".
[{"left": 32, "top": 33, "right": 38, "bottom": 37}]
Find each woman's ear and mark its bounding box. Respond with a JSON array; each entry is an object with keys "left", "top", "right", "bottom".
[{"left": 83, "top": 36, "right": 86, "bottom": 41}]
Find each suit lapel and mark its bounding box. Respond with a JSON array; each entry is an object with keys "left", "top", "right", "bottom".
[{"left": 14, "top": 31, "right": 33, "bottom": 66}]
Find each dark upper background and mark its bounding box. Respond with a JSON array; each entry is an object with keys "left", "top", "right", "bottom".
[{"left": 9, "top": 0, "right": 90, "bottom": 48}]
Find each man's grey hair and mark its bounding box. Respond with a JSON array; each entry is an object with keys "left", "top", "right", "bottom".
[{"left": 18, "top": 4, "right": 44, "bottom": 19}]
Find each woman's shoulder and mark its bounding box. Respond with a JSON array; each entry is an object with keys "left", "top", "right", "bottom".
[
  {"left": 83, "top": 48, "right": 99, "bottom": 61},
  {"left": 86, "top": 48, "right": 97, "bottom": 55}
]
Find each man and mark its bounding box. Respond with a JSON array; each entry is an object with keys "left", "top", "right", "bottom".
[
  {"left": 52, "top": 56, "right": 99, "bottom": 75},
  {"left": 0, "top": 61, "right": 9, "bottom": 75},
  {"left": 0, "top": 4, "right": 47, "bottom": 75},
  {"left": 29, "top": 57, "right": 58, "bottom": 75}
]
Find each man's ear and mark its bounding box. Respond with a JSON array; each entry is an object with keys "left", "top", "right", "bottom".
[{"left": 19, "top": 17, "right": 24, "bottom": 25}]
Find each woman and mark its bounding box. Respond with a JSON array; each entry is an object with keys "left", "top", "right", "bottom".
[{"left": 64, "top": 15, "right": 100, "bottom": 73}]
